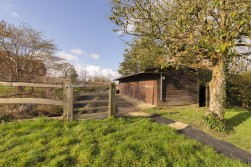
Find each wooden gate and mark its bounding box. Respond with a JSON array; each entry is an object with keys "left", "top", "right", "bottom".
[
  {"left": 67, "top": 82, "right": 116, "bottom": 120},
  {"left": 73, "top": 92, "right": 109, "bottom": 120}
]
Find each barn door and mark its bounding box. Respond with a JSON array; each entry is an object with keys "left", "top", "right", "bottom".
[
  {"left": 145, "top": 80, "right": 154, "bottom": 105},
  {"left": 199, "top": 84, "right": 206, "bottom": 107}
]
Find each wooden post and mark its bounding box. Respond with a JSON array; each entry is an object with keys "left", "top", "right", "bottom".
[
  {"left": 205, "top": 83, "right": 210, "bottom": 107},
  {"left": 67, "top": 85, "right": 73, "bottom": 121},
  {"left": 63, "top": 79, "right": 73, "bottom": 121},
  {"left": 108, "top": 82, "right": 116, "bottom": 117},
  {"left": 63, "top": 79, "right": 69, "bottom": 119}
]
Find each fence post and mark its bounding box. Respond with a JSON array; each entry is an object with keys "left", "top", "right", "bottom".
[
  {"left": 63, "top": 79, "right": 73, "bottom": 121},
  {"left": 108, "top": 82, "right": 116, "bottom": 117}
]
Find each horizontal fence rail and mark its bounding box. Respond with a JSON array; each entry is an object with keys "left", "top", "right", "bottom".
[
  {"left": 67, "top": 84, "right": 109, "bottom": 88},
  {"left": 66, "top": 85, "right": 85, "bottom": 88},
  {"left": 74, "top": 92, "right": 108, "bottom": 97},
  {"left": 74, "top": 99, "right": 108, "bottom": 104},
  {"left": 0, "top": 81, "right": 63, "bottom": 88},
  {"left": 73, "top": 106, "right": 108, "bottom": 112},
  {"left": 0, "top": 98, "right": 63, "bottom": 105}
]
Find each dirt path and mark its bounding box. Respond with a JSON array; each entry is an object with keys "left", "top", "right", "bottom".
[{"left": 115, "top": 95, "right": 153, "bottom": 116}]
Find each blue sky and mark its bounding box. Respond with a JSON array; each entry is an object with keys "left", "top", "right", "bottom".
[{"left": 0, "top": 0, "right": 128, "bottom": 79}]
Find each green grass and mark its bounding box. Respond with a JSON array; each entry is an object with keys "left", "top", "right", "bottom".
[
  {"left": 0, "top": 117, "right": 247, "bottom": 166},
  {"left": 0, "top": 86, "right": 15, "bottom": 96},
  {"left": 0, "top": 85, "right": 11, "bottom": 91},
  {"left": 144, "top": 105, "right": 251, "bottom": 153}
]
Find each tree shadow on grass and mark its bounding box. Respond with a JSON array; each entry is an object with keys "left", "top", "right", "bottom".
[{"left": 225, "top": 109, "right": 251, "bottom": 131}]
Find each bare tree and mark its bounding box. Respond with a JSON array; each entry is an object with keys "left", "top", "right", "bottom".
[
  {"left": 79, "top": 66, "right": 87, "bottom": 82},
  {"left": 0, "top": 20, "right": 58, "bottom": 82},
  {"left": 54, "top": 62, "right": 74, "bottom": 78}
]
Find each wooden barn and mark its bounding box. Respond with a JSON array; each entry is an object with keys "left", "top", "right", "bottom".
[{"left": 116, "top": 68, "right": 208, "bottom": 107}]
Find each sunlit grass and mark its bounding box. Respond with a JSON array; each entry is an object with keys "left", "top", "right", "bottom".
[
  {"left": 0, "top": 117, "right": 247, "bottom": 166},
  {"left": 144, "top": 105, "right": 251, "bottom": 153},
  {"left": 0, "top": 86, "right": 15, "bottom": 96}
]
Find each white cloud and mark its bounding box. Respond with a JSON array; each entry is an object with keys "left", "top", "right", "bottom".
[
  {"left": 127, "top": 24, "right": 135, "bottom": 32},
  {"left": 90, "top": 53, "right": 100, "bottom": 60},
  {"left": 117, "top": 30, "right": 124, "bottom": 36},
  {"left": 11, "top": 12, "right": 19, "bottom": 17},
  {"left": 0, "top": 3, "right": 19, "bottom": 17},
  {"left": 56, "top": 50, "right": 119, "bottom": 80},
  {"left": 117, "top": 20, "right": 135, "bottom": 36},
  {"left": 69, "top": 48, "right": 100, "bottom": 60},
  {"left": 58, "top": 51, "right": 79, "bottom": 61},
  {"left": 70, "top": 49, "right": 85, "bottom": 55},
  {"left": 75, "top": 64, "right": 120, "bottom": 80}
]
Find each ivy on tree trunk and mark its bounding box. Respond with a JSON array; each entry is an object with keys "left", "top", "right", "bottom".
[{"left": 208, "top": 57, "right": 226, "bottom": 120}]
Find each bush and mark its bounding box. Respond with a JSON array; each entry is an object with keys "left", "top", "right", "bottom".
[
  {"left": 0, "top": 87, "right": 63, "bottom": 121},
  {"left": 203, "top": 113, "right": 226, "bottom": 132},
  {"left": 0, "top": 113, "right": 14, "bottom": 122},
  {"left": 227, "top": 71, "right": 251, "bottom": 108}
]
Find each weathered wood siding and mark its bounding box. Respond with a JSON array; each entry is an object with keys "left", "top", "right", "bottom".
[
  {"left": 157, "top": 69, "right": 198, "bottom": 106},
  {"left": 119, "top": 74, "right": 159, "bottom": 106},
  {"left": 153, "top": 79, "right": 158, "bottom": 106},
  {"left": 118, "top": 69, "right": 198, "bottom": 107}
]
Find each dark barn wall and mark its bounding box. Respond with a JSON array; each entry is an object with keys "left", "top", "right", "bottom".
[
  {"left": 118, "top": 69, "right": 199, "bottom": 107},
  {"left": 119, "top": 74, "right": 159, "bottom": 106},
  {"left": 157, "top": 69, "right": 198, "bottom": 106}
]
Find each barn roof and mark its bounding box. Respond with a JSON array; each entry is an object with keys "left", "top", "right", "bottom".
[
  {"left": 114, "top": 67, "right": 202, "bottom": 81},
  {"left": 114, "top": 71, "right": 160, "bottom": 81}
]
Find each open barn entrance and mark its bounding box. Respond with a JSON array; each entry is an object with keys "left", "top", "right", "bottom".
[{"left": 199, "top": 84, "right": 206, "bottom": 107}]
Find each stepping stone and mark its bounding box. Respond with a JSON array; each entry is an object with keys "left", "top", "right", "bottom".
[
  {"left": 168, "top": 121, "right": 189, "bottom": 130},
  {"left": 128, "top": 111, "right": 152, "bottom": 117}
]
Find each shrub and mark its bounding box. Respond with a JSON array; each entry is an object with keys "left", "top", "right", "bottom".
[
  {"left": 203, "top": 113, "right": 226, "bottom": 132},
  {"left": 227, "top": 71, "right": 251, "bottom": 108},
  {"left": 0, "top": 87, "right": 63, "bottom": 121}
]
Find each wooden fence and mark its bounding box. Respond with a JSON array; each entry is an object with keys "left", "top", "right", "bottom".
[{"left": 0, "top": 80, "right": 116, "bottom": 121}]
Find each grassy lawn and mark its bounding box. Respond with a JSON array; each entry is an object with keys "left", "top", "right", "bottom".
[
  {"left": 144, "top": 105, "right": 251, "bottom": 153},
  {"left": 0, "top": 117, "right": 247, "bottom": 166}
]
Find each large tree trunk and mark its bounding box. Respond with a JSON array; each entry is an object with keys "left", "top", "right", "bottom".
[{"left": 208, "top": 58, "right": 226, "bottom": 120}]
